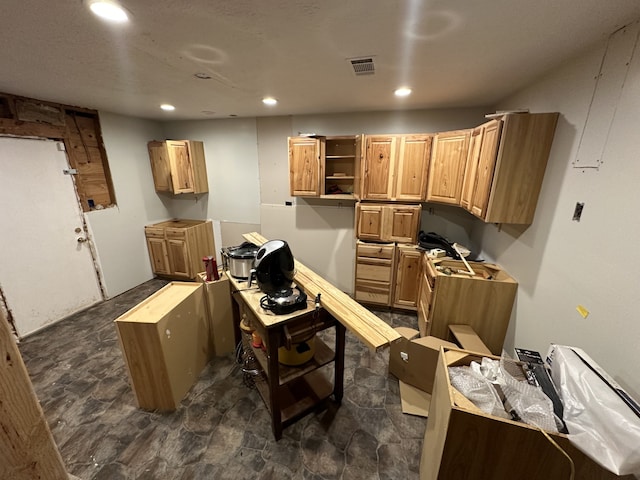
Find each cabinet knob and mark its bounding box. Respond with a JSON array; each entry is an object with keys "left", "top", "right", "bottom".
[{"left": 379, "top": 153, "right": 384, "bottom": 159}]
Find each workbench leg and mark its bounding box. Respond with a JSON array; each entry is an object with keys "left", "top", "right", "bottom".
[
  {"left": 266, "top": 329, "right": 283, "bottom": 440},
  {"left": 334, "top": 322, "right": 345, "bottom": 405}
]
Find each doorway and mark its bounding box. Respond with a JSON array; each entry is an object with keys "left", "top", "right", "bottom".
[{"left": 0, "top": 136, "right": 104, "bottom": 337}]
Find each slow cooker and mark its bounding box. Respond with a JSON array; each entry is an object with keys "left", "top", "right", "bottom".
[{"left": 221, "top": 242, "right": 259, "bottom": 279}]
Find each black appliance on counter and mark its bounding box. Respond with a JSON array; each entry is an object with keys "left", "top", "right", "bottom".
[{"left": 250, "top": 240, "right": 307, "bottom": 315}]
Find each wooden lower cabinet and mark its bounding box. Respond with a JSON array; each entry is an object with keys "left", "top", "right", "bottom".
[
  {"left": 393, "top": 245, "right": 422, "bottom": 310},
  {"left": 417, "top": 256, "right": 517, "bottom": 354},
  {"left": 145, "top": 219, "right": 216, "bottom": 280},
  {"left": 355, "top": 241, "right": 422, "bottom": 310},
  {"left": 354, "top": 241, "right": 396, "bottom": 306}
]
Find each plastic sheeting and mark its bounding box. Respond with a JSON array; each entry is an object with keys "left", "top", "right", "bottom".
[{"left": 547, "top": 345, "right": 640, "bottom": 476}]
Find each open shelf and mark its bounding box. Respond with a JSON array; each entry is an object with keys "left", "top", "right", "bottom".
[
  {"left": 323, "top": 135, "right": 359, "bottom": 197},
  {"left": 251, "top": 335, "right": 335, "bottom": 386}
]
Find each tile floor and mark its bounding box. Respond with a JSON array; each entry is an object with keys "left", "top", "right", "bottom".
[{"left": 19, "top": 279, "right": 427, "bottom": 480}]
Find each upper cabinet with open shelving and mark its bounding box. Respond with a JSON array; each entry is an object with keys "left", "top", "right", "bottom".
[{"left": 288, "top": 135, "right": 362, "bottom": 200}]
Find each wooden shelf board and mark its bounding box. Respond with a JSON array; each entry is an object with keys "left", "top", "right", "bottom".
[
  {"left": 319, "top": 194, "right": 356, "bottom": 200},
  {"left": 251, "top": 336, "right": 334, "bottom": 386},
  {"left": 326, "top": 176, "right": 355, "bottom": 180},
  {"left": 326, "top": 155, "right": 356, "bottom": 159},
  {"left": 280, "top": 370, "right": 334, "bottom": 424}
]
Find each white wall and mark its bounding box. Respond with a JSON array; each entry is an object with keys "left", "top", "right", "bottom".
[
  {"left": 86, "top": 112, "right": 167, "bottom": 297},
  {"left": 160, "top": 117, "right": 262, "bottom": 248},
  {"left": 473, "top": 23, "right": 640, "bottom": 396}
]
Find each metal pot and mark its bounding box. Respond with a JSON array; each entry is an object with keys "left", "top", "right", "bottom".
[{"left": 221, "top": 242, "right": 259, "bottom": 279}]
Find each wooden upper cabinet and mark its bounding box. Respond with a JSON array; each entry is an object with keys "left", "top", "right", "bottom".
[
  {"left": 362, "top": 136, "right": 396, "bottom": 200},
  {"left": 395, "top": 135, "right": 432, "bottom": 201},
  {"left": 461, "top": 113, "right": 559, "bottom": 224},
  {"left": 461, "top": 126, "right": 484, "bottom": 210},
  {"left": 355, "top": 203, "right": 384, "bottom": 241},
  {"left": 355, "top": 202, "right": 421, "bottom": 244},
  {"left": 288, "top": 137, "right": 323, "bottom": 196},
  {"left": 147, "top": 140, "right": 208, "bottom": 195},
  {"left": 362, "top": 134, "right": 431, "bottom": 201},
  {"left": 426, "top": 130, "right": 471, "bottom": 205}
]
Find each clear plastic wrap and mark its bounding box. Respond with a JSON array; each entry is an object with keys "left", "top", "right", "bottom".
[{"left": 547, "top": 345, "right": 640, "bottom": 476}]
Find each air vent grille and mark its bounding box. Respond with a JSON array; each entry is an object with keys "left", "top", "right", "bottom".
[{"left": 349, "top": 57, "right": 375, "bottom": 76}]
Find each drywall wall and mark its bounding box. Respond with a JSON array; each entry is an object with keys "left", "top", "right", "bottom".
[
  {"left": 473, "top": 22, "right": 640, "bottom": 396},
  {"left": 85, "top": 112, "right": 167, "bottom": 297},
  {"left": 161, "top": 118, "right": 261, "bottom": 224}
]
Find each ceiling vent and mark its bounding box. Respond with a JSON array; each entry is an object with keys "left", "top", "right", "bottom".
[{"left": 349, "top": 57, "right": 375, "bottom": 76}]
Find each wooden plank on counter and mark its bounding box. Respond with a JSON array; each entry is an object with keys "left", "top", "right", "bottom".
[{"left": 242, "top": 232, "right": 401, "bottom": 351}]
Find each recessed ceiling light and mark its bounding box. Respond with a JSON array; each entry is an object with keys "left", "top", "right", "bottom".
[
  {"left": 88, "top": 1, "right": 129, "bottom": 23},
  {"left": 160, "top": 104, "right": 175, "bottom": 111},
  {"left": 394, "top": 87, "right": 412, "bottom": 97},
  {"left": 262, "top": 97, "right": 278, "bottom": 106}
]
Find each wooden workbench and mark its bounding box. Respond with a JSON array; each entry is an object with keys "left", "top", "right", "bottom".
[{"left": 228, "top": 274, "right": 345, "bottom": 440}]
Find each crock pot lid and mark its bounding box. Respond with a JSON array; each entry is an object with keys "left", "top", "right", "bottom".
[{"left": 227, "top": 242, "right": 259, "bottom": 259}]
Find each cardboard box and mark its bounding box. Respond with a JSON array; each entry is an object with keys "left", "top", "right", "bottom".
[
  {"left": 114, "top": 282, "right": 210, "bottom": 411},
  {"left": 448, "top": 324, "right": 492, "bottom": 355},
  {"left": 420, "top": 348, "right": 632, "bottom": 480},
  {"left": 197, "top": 271, "right": 236, "bottom": 356},
  {"left": 389, "top": 327, "right": 457, "bottom": 394}
]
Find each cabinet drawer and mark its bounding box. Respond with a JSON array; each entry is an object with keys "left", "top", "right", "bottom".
[
  {"left": 356, "top": 243, "right": 395, "bottom": 259},
  {"left": 165, "top": 228, "right": 187, "bottom": 239},
  {"left": 421, "top": 271, "right": 433, "bottom": 306},
  {"left": 355, "top": 279, "right": 392, "bottom": 306},
  {"left": 425, "top": 259, "right": 438, "bottom": 288},
  {"left": 144, "top": 226, "right": 165, "bottom": 238},
  {"left": 356, "top": 260, "right": 393, "bottom": 283}
]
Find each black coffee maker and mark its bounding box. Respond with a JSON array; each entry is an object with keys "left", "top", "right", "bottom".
[{"left": 250, "top": 240, "right": 307, "bottom": 314}]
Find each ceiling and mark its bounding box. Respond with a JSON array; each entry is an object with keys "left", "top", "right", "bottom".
[{"left": 3, "top": 0, "right": 640, "bottom": 121}]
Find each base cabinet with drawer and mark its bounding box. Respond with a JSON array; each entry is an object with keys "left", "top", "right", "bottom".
[
  {"left": 417, "top": 256, "right": 517, "bottom": 354},
  {"left": 354, "top": 241, "right": 396, "bottom": 306},
  {"left": 145, "top": 219, "right": 215, "bottom": 280}
]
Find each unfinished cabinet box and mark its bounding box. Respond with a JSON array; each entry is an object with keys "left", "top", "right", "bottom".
[
  {"left": 114, "top": 282, "right": 210, "bottom": 411},
  {"left": 147, "top": 140, "right": 208, "bottom": 194},
  {"left": 460, "top": 112, "right": 559, "bottom": 224},
  {"left": 355, "top": 202, "right": 421, "bottom": 244},
  {"left": 145, "top": 219, "right": 215, "bottom": 280},
  {"left": 421, "top": 257, "right": 517, "bottom": 354},
  {"left": 196, "top": 271, "right": 236, "bottom": 356},
  {"left": 420, "top": 348, "right": 633, "bottom": 480}
]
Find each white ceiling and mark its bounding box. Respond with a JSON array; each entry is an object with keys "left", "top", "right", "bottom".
[{"left": 3, "top": 0, "right": 640, "bottom": 120}]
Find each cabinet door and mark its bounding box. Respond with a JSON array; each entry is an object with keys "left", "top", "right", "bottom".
[
  {"left": 167, "top": 239, "right": 190, "bottom": 278},
  {"left": 289, "top": 137, "right": 322, "bottom": 196},
  {"left": 147, "top": 142, "right": 172, "bottom": 192},
  {"left": 395, "top": 135, "right": 432, "bottom": 201},
  {"left": 426, "top": 130, "right": 471, "bottom": 205},
  {"left": 356, "top": 203, "right": 384, "bottom": 241},
  {"left": 384, "top": 205, "right": 421, "bottom": 244},
  {"left": 362, "top": 136, "right": 396, "bottom": 200},
  {"left": 393, "top": 245, "right": 421, "bottom": 310},
  {"left": 167, "top": 141, "right": 195, "bottom": 194},
  {"left": 146, "top": 237, "right": 171, "bottom": 275},
  {"left": 461, "top": 126, "right": 484, "bottom": 210},
  {"left": 470, "top": 120, "right": 502, "bottom": 218},
  {"left": 186, "top": 140, "right": 209, "bottom": 194}
]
